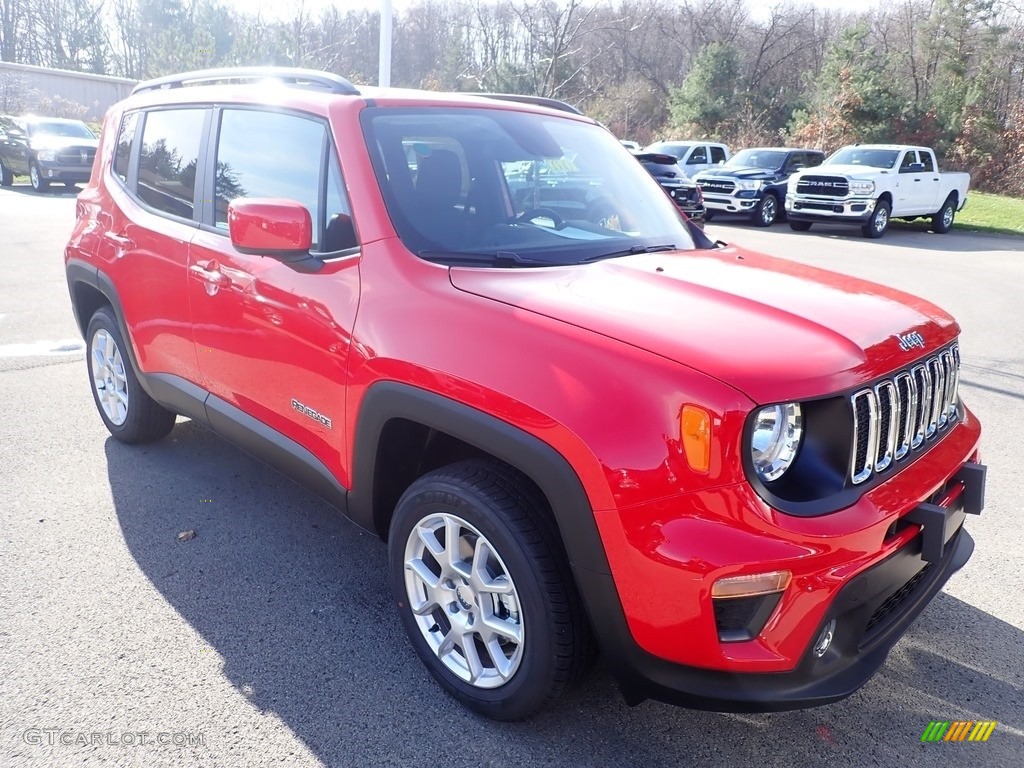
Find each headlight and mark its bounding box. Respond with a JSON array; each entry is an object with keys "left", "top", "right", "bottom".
[
  {"left": 751, "top": 403, "right": 803, "bottom": 482},
  {"left": 849, "top": 180, "right": 875, "bottom": 195},
  {"left": 736, "top": 179, "right": 763, "bottom": 191},
  {"left": 37, "top": 150, "right": 56, "bottom": 162}
]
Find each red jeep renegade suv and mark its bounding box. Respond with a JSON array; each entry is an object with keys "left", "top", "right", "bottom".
[{"left": 65, "top": 68, "right": 986, "bottom": 721}]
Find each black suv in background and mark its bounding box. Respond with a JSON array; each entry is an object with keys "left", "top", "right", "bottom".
[
  {"left": 693, "top": 148, "right": 824, "bottom": 227},
  {"left": 0, "top": 115, "right": 98, "bottom": 192},
  {"left": 632, "top": 152, "right": 705, "bottom": 227}
]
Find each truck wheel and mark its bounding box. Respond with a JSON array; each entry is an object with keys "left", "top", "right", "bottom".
[
  {"left": 389, "top": 460, "right": 592, "bottom": 721},
  {"left": 0, "top": 161, "right": 12, "bottom": 187},
  {"left": 753, "top": 195, "right": 779, "bottom": 227},
  {"left": 29, "top": 161, "right": 49, "bottom": 192},
  {"left": 930, "top": 196, "right": 956, "bottom": 234},
  {"left": 704, "top": 210, "right": 715, "bottom": 222},
  {"left": 789, "top": 220, "right": 812, "bottom": 232},
  {"left": 86, "top": 306, "right": 176, "bottom": 443},
  {"left": 862, "top": 200, "right": 890, "bottom": 238}
]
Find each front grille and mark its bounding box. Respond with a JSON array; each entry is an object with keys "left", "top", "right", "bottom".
[
  {"left": 796, "top": 175, "right": 849, "bottom": 197},
  {"left": 56, "top": 147, "right": 96, "bottom": 166},
  {"left": 671, "top": 186, "right": 699, "bottom": 203},
  {"left": 850, "top": 344, "right": 960, "bottom": 485},
  {"left": 865, "top": 563, "right": 932, "bottom": 633},
  {"left": 697, "top": 177, "right": 735, "bottom": 195}
]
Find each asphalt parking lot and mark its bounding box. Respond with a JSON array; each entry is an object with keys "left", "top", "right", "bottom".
[{"left": 1, "top": 184, "right": 1022, "bottom": 768}]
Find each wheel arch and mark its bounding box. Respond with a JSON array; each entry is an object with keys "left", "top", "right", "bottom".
[
  {"left": 877, "top": 191, "right": 893, "bottom": 207},
  {"left": 349, "top": 381, "right": 613, "bottom": 577}
]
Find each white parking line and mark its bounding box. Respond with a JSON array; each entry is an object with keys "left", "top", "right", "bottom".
[{"left": 0, "top": 339, "right": 85, "bottom": 357}]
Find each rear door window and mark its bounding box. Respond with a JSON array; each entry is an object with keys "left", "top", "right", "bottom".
[
  {"left": 113, "top": 112, "right": 138, "bottom": 184},
  {"left": 709, "top": 145, "right": 727, "bottom": 164},
  {"left": 137, "top": 109, "right": 206, "bottom": 219},
  {"left": 919, "top": 152, "right": 935, "bottom": 172}
]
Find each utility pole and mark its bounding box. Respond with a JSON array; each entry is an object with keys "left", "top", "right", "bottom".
[{"left": 379, "top": 0, "right": 393, "bottom": 87}]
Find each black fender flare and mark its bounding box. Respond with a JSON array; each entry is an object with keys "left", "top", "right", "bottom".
[{"left": 348, "top": 381, "right": 613, "bottom": 577}]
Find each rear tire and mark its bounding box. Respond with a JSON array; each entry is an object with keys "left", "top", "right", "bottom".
[
  {"left": 930, "top": 196, "right": 956, "bottom": 234},
  {"left": 789, "top": 220, "right": 812, "bottom": 232},
  {"left": 388, "top": 460, "right": 592, "bottom": 721},
  {"left": 0, "top": 161, "right": 12, "bottom": 187},
  {"left": 861, "top": 199, "right": 890, "bottom": 238},
  {"left": 86, "top": 306, "right": 176, "bottom": 444},
  {"left": 704, "top": 210, "right": 715, "bottom": 222}
]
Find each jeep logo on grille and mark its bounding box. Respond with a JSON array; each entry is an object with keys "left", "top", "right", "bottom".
[{"left": 896, "top": 331, "right": 926, "bottom": 351}]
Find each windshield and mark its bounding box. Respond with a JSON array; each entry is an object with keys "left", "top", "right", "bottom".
[
  {"left": 725, "top": 149, "right": 787, "bottom": 169},
  {"left": 824, "top": 147, "right": 899, "bottom": 169},
  {"left": 362, "top": 108, "right": 695, "bottom": 265},
  {"left": 29, "top": 120, "right": 95, "bottom": 139}
]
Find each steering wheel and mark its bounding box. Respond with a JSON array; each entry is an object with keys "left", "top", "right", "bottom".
[{"left": 516, "top": 207, "right": 565, "bottom": 229}]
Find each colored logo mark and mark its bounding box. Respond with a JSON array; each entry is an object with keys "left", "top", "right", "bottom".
[{"left": 921, "top": 721, "right": 997, "bottom": 742}]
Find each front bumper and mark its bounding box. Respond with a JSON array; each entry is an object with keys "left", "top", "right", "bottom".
[
  {"left": 583, "top": 413, "right": 984, "bottom": 711},
  {"left": 785, "top": 194, "right": 875, "bottom": 222},
  {"left": 36, "top": 161, "right": 91, "bottom": 184},
  {"left": 702, "top": 191, "right": 762, "bottom": 215}
]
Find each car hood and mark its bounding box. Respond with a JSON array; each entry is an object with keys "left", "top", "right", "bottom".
[
  {"left": 30, "top": 136, "right": 99, "bottom": 151},
  {"left": 810, "top": 164, "right": 891, "bottom": 179},
  {"left": 449, "top": 246, "right": 959, "bottom": 404},
  {"left": 698, "top": 166, "right": 779, "bottom": 181}
]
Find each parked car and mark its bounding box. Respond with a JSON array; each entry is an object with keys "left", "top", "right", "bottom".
[
  {"left": 693, "top": 147, "right": 825, "bottom": 227},
  {"left": 642, "top": 140, "right": 730, "bottom": 175},
  {"left": 619, "top": 139, "right": 641, "bottom": 151},
  {"left": 0, "top": 115, "right": 98, "bottom": 191},
  {"left": 633, "top": 151, "right": 705, "bottom": 226},
  {"left": 785, "top": 144, "right": 970, "bottom": 238},
  {"left": 66, "top": 67, "right": 984, "bottom": 721}
]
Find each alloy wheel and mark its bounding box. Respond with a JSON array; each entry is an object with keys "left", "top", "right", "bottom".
[
  {"left": 90, "top": 329, "right": 129, "bottom": 425},
  {"left": 403, "top": 512, "right": 524, "bottom": 689}
]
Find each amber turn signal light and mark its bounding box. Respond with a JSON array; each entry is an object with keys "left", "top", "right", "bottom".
[
  {"left": 711, "top": 570, "right": 792, "bottom": 599},
  {"left": 680, "top": 405, "right": 712, "bottom": 473}
]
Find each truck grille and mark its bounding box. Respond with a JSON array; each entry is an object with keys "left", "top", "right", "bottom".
[
  {"left": 850, "top": 344, "right": 960, "bottom": 485},
  {"left": 796, "top": 175, "right": 849, "bottom": 197},
  {"left": 56, "top": 147, "right": 96, "bottom": 166},
  {"left": 697, "top": 177, "right": 735, "bottom": 195}
]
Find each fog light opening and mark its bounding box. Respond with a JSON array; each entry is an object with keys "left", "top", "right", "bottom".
[{"left": 813, "top": 619, "right": 836, "bottom": 658}]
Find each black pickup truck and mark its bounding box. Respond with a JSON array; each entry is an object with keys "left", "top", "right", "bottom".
[
  {"left": 0, "top": 115, "right": 98, "bottom": 192},
  {"left": 632, "top": 152, "right": 706, "bottom": 227},
  {"left": 693, "top": 147, "right": 824, "bottom": 227}
]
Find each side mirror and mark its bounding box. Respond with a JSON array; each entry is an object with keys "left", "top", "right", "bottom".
[{"left": 228, "top": 199, "right": 312, "bottom": 258}]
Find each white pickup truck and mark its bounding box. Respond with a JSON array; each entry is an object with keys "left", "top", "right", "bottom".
[{"left": 784, "top": 145, "right": 970, "bottom": 238}]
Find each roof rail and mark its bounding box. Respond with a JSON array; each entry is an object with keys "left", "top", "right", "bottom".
[
  {"left": 131, "top": 67, "right": 360, "bottom": 96},
  {"left": 473, "top": 93, "right": 584, "bottom": 116}
]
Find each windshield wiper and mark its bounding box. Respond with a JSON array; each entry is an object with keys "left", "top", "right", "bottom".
[
  {"left": 578, "top": 244, "right": 677, "bottom": 263},
  {"left": 418, "top": 250, "right": 548, "bottom": 267}
]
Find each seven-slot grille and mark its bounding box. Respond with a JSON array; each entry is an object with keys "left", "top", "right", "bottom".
[
  {"left": 850, "top": 344, "right": 960, "bottom": 485},
  {"left": 697, "top": 178, "right": 735, "bottom": 195},
  {"left": 795, "top": 175, "right": 849, "bottom": 197}
]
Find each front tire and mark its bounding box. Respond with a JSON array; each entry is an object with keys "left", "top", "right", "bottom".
[
  {"left": 388, "top": 460, "right": 591, "bottom": 721},
  {"left": 930, "top": 196, "right": 956, "bottom": 233},
  {"left": 703, "top": 210, "right": 715, "bottom": 222},
  {"left": 86, "top": 307, "right": 176, "bottom": 443},
  {"left": 862, "top": 199, "right": 890, "bottom": 238},
  {"left": 753, "top": 194, "right": 779, "bottom": 227},
  {"left": 29, "top": 161, "right": 48, "bottom": 192},
  {"left": 789, "top": 220, "right": 812, "bottom": 232}
]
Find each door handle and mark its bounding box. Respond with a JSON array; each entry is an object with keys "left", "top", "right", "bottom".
[
  {"left": 189, "top": 260, "right": 231, "bottom": 290},
  {"left": 913, "top": 178, "right": 921, "bottom": 182}
]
